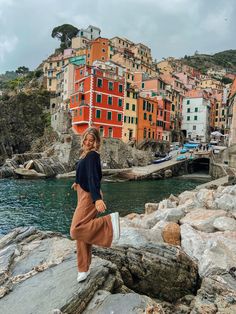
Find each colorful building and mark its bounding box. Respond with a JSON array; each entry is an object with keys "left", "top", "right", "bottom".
[
  {"left": 70, "top": 63, "right": 125, "bottom": 139},
  {"left": 122, "top": 71, "right": 138, "bottom": 143},
  {"left": 181, "top": 90, "right": 211, "bottom": 142},
  {"left": 136, "top": 94, "right": 166, "bottom": 143}
]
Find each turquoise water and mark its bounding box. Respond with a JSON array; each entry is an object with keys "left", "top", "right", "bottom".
[{"left": 0, "top": 177, "right": 207, "bottom": 236}]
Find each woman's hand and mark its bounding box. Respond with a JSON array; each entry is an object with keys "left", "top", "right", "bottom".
[
  {"left": 71, "top": 183, "right": 77, "bottom": 191},
  {"left": 95, "top": 199, "right": 107, "bottom": 213}
]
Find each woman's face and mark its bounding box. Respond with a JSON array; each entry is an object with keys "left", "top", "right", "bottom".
[{"left": 83, "top": 134, "right": 95, "bottom": 151}]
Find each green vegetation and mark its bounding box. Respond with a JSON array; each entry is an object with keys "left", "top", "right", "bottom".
[
  {"left": 0, "top": 67, "right": 44, "bottom": 92},
  {"left": 51, "top": 24, "right": 79, "bottom": 50},
  {"left": 181, "top": 49, "right": 236, "bottom": 74},
  {"left": 0, "top": 90, "right": 51, "bottom": 160}
]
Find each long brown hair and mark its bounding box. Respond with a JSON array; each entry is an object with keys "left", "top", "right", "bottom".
[{"left": 80, "top": 127, "right": 101, "bottom": 158}]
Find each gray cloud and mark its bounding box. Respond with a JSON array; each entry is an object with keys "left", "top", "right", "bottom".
[{"left": 0, "top": 0, "right": 235, "bottom": 73}]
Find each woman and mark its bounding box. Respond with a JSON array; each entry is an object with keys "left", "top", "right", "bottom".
[{"left": 70, "top": 127, "right": 120, "bottom": 283}]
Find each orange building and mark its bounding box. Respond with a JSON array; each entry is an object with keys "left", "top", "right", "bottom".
[
  {"left": 137, "top": 96, "right": 164, "bottom": 143},
  {"left": 70, "top": 64, "right": 125, "bottom": 138},
  {"left": 86, "top": 37, "right": 110, "bottom": 65}
]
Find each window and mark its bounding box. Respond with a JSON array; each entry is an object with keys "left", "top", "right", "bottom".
[
  {"left": 132, "top": 104, "right": 135, "bottom": 111},
  {"left": 49, "top": 79, "right": 52, "bottom": 86},
  {"left": 187, "top": 108, "right": 190, "bottom": 113},
  {"left": 126, "top": 91, "right": 130, "bottom": 97},
  {"left": 136, "top": 117, "right": 138, "bottom": 124},
  {"left": 143, "top": 100, "right": 146, "bottom": 111},
  {"left": 131, "top": 117, "right": 134, "bottom": 124},
  {"left": 187, "top": 116, "right": 190, "bottom": 121},
  {"left": 172, "top": 104, "right": 175, "bottom": 111},
  {"left": 118, "top": 99, "right": 122, "bottom": 107},
  {"left": 144, "top": 128, "right": 147, "bottom": 139},
  {"left": 96, "top": 94, "right": 102, "bottom": 103},
  {"left": 107, "top": 112, "right": 112, "bottom": 120},
  {"left": 96, "top": 110, "right": 101, "bottom": 118},
  {"left": 108, "top": 127, "right": 113, "bottom": 138},
  {"left": 149, "top": 114, "right": 152, "bottom": 121},
  {"left": 119, "top": 84, "right": 123, "bottom": 93},
  {"left": 71, "top": 96, "right": 74, "bottom": 103},
  {"left": 102, "top": 48, "right": 106, "bottom": 52},
  {"left": 194, "top": 116, "right": 198, "bottom": 120},
  {"left": 79, "top": 109, "right": 82, "bottom": 116},
  {"left": 97, "top": 78, "right": 103, "bottom": 87},
  {"left": 142, "top": 82, "right": 144, "bottom": 88},
  {"left": 187, "top": 100, "right": 190, "bottom": 105},
  {"left": 108, "top": 82, "right": 114, "bottom": 90},
  {"left": 118, "top": 113, "right": 122, "bottom": 122},
  {"left": 124, "top": 116, "right": 127, "bottom": 123},
  {"left": 108, "top": 96, "right": 112, "bottom": 105},
  {"left": 144, "top": 112, "right": 147, "bottom": 120},
  {"left": 128, "top": 117, "right": 131, "bottom": 123},
  {"left": 76, "top": 95, "right": 78, "bottom": 102},
  {"left": 126, "top": 103, "right": 129, "bottom": 110},
  {"left": 195, "top": 108, "right": 198, "bottom": 112},
  {"left": 193, "top": 125, "right": 196, "bottom": 130}
]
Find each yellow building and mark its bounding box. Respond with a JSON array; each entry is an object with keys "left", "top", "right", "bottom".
[
  {"left": 122, "top": 71, "right": 138, "bottom": 143},
  {"left": 43, "top": 50, "right": 76, "bottom": 92},
  {"left": 110, "top": 36, "right": 157, "bottom": 76},
  {"left": 200, "top": 78, "right": 223, "bottom": 91},
  {"left": 156, "top": 60, "right": 174, "bottom": 75}
]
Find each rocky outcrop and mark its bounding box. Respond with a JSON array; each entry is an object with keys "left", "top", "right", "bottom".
[
  {"left": 1, "top": 183, "right": 236, "bottom": 312},
  {"left": 0, "top": 133, "right": 154, "bottom": 179},
  {"left": 93, "top": 243, "right": 199, "bottom": 302},
  {"left": 118, "top": 183, "right": 236, "bottom": 312},
  {"left": 0, "top": 153, "right": 70, "bottom": 179},
  {"left": 0, "top": 227, "right": 128, "bottom": 314}
]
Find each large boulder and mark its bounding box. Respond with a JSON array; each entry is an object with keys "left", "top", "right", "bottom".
[{"left": 93, "top": 243, "right": 199, "bottom": 302}]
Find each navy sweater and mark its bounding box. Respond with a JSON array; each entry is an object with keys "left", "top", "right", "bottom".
[{"left": 75, "top": 151, "right": 102, "bottom": 202}]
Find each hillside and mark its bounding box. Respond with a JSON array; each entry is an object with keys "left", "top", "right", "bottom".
[
  {"left": 180, "top": 49, "right": 236, "bottom": 74},
  {"left": 0, "top": 91, "right": 51, "bottom": 165}
]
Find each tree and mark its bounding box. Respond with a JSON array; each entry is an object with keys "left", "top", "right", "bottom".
[
  {"left": 51, "top": 24, "right": 79, "bottom": 49},
  {"left": 16, "top": 66, "right": 29, "bottom": 75},
  {"left": 221, "top": 77, "right": 233, "bottom": 85}
]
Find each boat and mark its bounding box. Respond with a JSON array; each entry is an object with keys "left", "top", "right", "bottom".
[
  {"left": 152, "top": 155, "right": 172, "bottom": 164},
  {"left": 184, "top": 143, "right": 199, "bottom": 149},
  {"left": 176, "top": 155, "right": 187, "bottom": 161},
  {"left": 180, "top": 148, "right": 188, "bottom": 154}
]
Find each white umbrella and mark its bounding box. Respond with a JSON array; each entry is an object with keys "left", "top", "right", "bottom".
[{"left": 211, "top": 131, "right": 224, "bottom": 137}]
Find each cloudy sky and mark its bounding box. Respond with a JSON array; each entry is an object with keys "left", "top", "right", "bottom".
[{"left": 0, "top": 0, "right": 235, "bottom": 73}]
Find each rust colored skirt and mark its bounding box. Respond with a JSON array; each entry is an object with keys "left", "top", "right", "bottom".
[{"left": 70, "top": 184, "right": 113, "bottom": 272}]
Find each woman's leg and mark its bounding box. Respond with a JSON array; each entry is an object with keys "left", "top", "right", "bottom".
[
  {"left": 70, "top": 187, "right": 113, "bottom": 272},
  {"left": 76, "top": 240, "right": 92, "bottom": 272}
]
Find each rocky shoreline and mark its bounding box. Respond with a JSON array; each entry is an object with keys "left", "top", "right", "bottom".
[{"left": 1, "top": 181, "right": 236, "bottom": 313}]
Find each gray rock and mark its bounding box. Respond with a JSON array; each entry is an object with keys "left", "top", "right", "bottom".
[
  {"left": 84, "top": 292, "right": 163, "bottom": 314},
  {"left": 214, "top": 194, "right": 236, "bottom": 212},
  {"left": 180, "top": 208, "right": 227, "bottom": 233},
  {"left": 0, "top": 228, "right": 124, "bottom": 314},
  {"left": 144, "top": 202, "right": 158, "bottom": 215},
  {"left": 213, "top": 216, "right": 236, "bottom": 231},
  {"left": 191, "top": 274, "right": 236, "bottom": 313},
  {"left": 156, "top": 207, "right": 185, "bottom": 222},
  {"left": 93, "top": 243, "right": 199, "bottom": 303}
]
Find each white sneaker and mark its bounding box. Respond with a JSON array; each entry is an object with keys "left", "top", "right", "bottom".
[
  {"left": 110, "top": 212, "right": 120, "bottom": 242},
  {"left": 77, "top": 270, "right": 90, "bottom": 283}
]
